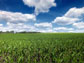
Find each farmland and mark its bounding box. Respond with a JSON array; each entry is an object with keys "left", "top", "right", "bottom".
[{"left": 0, "top": 33, "right": 84, "bottom": 63}]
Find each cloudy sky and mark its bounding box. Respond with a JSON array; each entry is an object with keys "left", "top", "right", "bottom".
[{"left": 0, "top": 0, "right": 84, "bottom": 32}]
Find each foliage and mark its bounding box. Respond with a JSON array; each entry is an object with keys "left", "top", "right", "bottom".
[{"left": 0, "top": 33, "right": 84, "bottom": 63}]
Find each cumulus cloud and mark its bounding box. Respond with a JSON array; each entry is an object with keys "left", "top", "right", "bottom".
[
  {"left": 34, "top": 22, "right": 52, "bottom": 28},
  {"left": 0, "top": 24, "right": 3, "bottom": 27},
  {"left": 0, "top": 22, "right": 36, "bottom": 32},
  {"left": 34, "top": 22, "right": 53, "bottom": 32},
  {"left": 68, "top": 29, "right": 84, "bottom": 33},
  {"left": 0, "top": 22, "right": 53, "bottom": 33},
  {"left": 36, "top": 28, "right": 53, "bottom": 33},
  {"left": 0, "top": 7, "right": 84, "bottom": 32},
  {"left": 23, "top": 0, "right": 56, "bottom": 15},
  {"left": 53, "top": 16, "right": 79, "bottom": 25},
  {"left": 53, "top": 7, "right": 84, "bottom": 25},
  {"left": 0, "top": 10, "right": 54, "bottom": 32},
  {"left": 53, "top": 27, "right": 74, "bottom": 32},
  {"left": 0, "top": 10, "right": 36, "bottom": 23},
  {"left": 0, "top": 10, "right": 37, "bottom": 32},
  {"left": 73, "top": 22, "right": 84, "bottom": 29},
  {"left": 65, "top": 7, "right": 84, "bottom": 18}
]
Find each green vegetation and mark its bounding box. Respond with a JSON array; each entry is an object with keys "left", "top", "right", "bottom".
[{"left": 0, "top": 33, "right": 84, "bottom": 63}]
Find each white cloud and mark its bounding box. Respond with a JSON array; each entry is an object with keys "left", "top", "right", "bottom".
[
  {"left": 0, "top": 22, "right": 53, "bottom": 33},
  {"left": 23, "top": 0, "right": 56, "bottom": 15},
  {"left": 53, "top": 7, "right": 84, "bottom": 25},
  {"left": 53, "top": 27, "right": 74, "bottom": 31},
  {"left": 37, "top": 29, "right": 53, "bottom": 33},
  {"left": 73, "top": 22, "right": 84, "bottom": 29},
  {"left": 65, "top": 7, "right": 84, "bottom": 18},
  {"left": 68, "top": 29, "right": 84, "bottom": 33},
  {"left": 34, "top": 22, "right": 53, "bottom": 32},
  {"left": 0, "top": 7, "right": 84, "bottom": 33},
  {"left": 0, "top": 22, "right": 36, "bottom": 32},
  {"left": 0, "top": 10, "right": 36, "bottom": 23},
  {"left": 53, "top": 16, "right": 79, "bottom": 25},
  {"left": 34, "top": 22, "right": 52, "bottom": 28},
  {"left": 0, "top": 10, "right": 54, "bottom": 32},
  {"left": 0, "top": 24, "right": 3, "bottom": 27}
]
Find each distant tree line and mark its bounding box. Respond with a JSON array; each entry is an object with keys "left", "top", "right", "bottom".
[
  {"left": 0, "top": 31, "right": 41, "bottom": 33},
  {"left": 0, "top": 31, "right": 14, "bottom": 33}
]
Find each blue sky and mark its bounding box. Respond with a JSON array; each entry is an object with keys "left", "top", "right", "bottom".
[{"left": 0, "top": 0, "right": 84, "bottom": 32}]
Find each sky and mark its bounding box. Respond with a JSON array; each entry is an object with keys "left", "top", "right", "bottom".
[{"left": 0, "top": 0, "right": 84, "bottom": 32}]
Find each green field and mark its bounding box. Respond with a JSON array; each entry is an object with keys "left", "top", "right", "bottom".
[{"left": 0, "top": 33, "right": 84, "bottom": 63}]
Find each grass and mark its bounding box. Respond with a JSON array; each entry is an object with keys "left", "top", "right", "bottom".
[{"left": 0, "top": 33, "right": 84, "bottom": 63}]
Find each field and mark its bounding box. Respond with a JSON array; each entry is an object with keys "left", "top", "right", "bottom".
[{"left": 0, "top": 33, "right": 84, "bottom": 63}]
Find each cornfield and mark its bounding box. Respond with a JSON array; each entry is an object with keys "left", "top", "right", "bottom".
[{"left": 0, "top": 33, "right": 84, "bottom": 63}]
